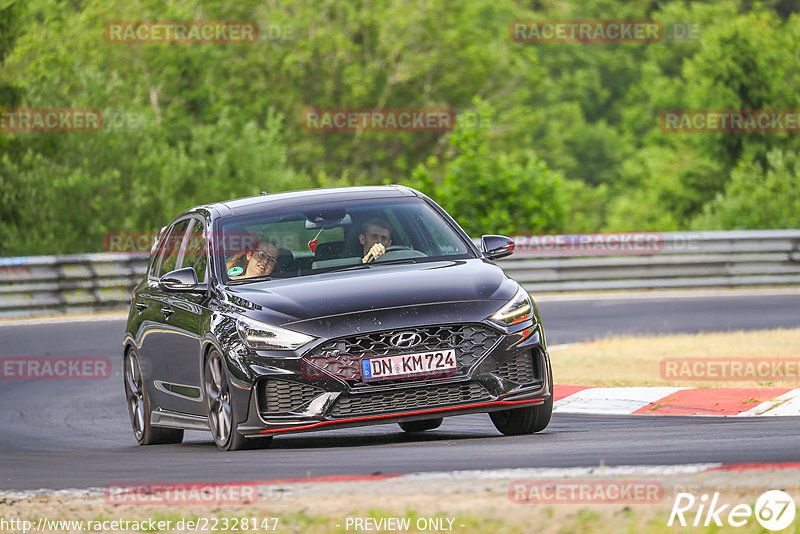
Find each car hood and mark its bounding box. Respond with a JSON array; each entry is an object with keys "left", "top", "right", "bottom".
[{"left": 223, "top": 259, "right": 517, "bottom": 332}]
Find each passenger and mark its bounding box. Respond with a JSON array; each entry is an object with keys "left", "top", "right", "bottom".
[
  {"left": 226, "top": 236, "right": 280, "bottom": 279},
  {"left": 360, "top": 218, "right": 393, "bottom": 263}
]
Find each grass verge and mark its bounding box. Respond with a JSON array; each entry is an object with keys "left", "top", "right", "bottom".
[{"left": 550, "top": 327, "right": 800, "bottom": 387}]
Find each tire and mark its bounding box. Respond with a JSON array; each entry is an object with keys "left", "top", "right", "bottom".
[
  {"left": 204, "top": 349, "right": 272, "bottom": 451},
  {"left": 124, "top": 350, "right": 183, "bottom": 445},
  {"left": 490, "top": 370, "right": 553, "bottom": 436},
  {"left": 399, "top": 417, "right": 443, "bottom": 432}
]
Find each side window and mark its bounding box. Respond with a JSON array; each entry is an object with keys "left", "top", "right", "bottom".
[
  {"left": 181, "top": 219, "right": 208, "bottom": 282},
  {"left": 156, "top": 220, "right": 191, "bottom": 277}
]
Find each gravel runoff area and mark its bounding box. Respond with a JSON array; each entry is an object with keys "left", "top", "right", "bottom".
[{"left": 1, "top": 464, "right": 799, "bottom": 533}]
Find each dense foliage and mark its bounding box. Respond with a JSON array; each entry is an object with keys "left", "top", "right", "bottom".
[{"left": 1, "top": 0, "right": 799, "bottom": 255}]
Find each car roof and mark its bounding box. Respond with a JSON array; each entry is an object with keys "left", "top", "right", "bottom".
[{"left": 197, "top": 185, "right": 421, "bottom": 218}]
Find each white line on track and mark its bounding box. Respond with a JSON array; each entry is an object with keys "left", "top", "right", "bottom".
[
  {"left": 534, "top": 287, "right": 800, "bottom": 302},
  {"left": 0, "top": 464, "right": 724, "bottom": 498},
  {"left": 396, "top": 463, "right": 722, "bottom": 481},
  {"left": 0, "top": 312, "right": 127, "bottom": 328}
]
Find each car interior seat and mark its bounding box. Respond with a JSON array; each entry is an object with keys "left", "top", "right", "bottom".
[
  {"left": 272, "top": 248, "right": 298, "bottom": 278},
  {"left": 313, "top": 241, "right": 344, "bottom": 262}
]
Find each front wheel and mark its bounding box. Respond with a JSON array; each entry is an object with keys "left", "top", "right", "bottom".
[
  {"left": 399, "top": 418, "right": 443, "bottom": 432},
  {"left": 205, "top": 349, "right": 272, "bottom": 451},
  {"left": 489, "top": 397, "right": 552, "bottom": 436}
]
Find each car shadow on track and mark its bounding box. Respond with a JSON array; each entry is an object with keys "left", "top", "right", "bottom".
[
  {"left": 178, "top": 430, "right": 506, "bottom": 451},
  {"left": 178, "top": 422, "right": 559, "bottom": 451}
]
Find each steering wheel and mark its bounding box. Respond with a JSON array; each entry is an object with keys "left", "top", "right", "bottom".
[
  {"left": 364, "top": 245, "right": 414, "bottom": 263},
  {"left": 384, "top": 245, "right": 412, "bottom": 253}
]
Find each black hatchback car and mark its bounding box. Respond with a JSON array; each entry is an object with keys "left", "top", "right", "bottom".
[{"left": 123, "top": 185, "right": 553, "bottom": 450}]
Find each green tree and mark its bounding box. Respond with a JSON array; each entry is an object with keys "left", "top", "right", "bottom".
[
  {"left": 410, "top": 100, "right": 570, "bottom": 236},
  {"left": 692, "top": 149, "right": 800, "bottom": 230}
]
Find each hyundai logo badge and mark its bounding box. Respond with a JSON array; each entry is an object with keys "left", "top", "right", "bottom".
[{"left": 389, "top": 331, "right": 423, "bottom": 349}]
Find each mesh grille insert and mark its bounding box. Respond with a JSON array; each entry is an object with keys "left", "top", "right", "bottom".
[
  {"left": 259, "top": 379, "right": 325, "bottom": 413},
  {"left": 493, "top": 352, "right": 537, "bottom": 384},
  {"left": 331, "top": 381, "right": 490, "bottom": 417}
]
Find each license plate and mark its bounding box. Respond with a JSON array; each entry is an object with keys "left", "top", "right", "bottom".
[{"left": 361, "top": 350, "right": 457, "bottom": 381}]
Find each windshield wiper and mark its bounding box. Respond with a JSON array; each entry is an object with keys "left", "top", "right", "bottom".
[
  {"left": 370, "top": 258, "right": 418, "bottom": 266},
  {"left": 325, "top": 263, "right": 371, "bottom": 273},
  {"left": 227, "top": 275, "right": 272, "bottom": 285},
  {"left": 326, "top": 258, "right": 418, "bottom": 273}
]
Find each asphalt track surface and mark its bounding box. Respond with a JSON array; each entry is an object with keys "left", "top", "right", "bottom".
[{"left": 1, "top": 292, "right": 799, "bottom": 490}]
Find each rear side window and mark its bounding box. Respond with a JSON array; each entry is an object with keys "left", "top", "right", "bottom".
[{"left": 154, "top": 220, "right": 191, "bottom": 277}]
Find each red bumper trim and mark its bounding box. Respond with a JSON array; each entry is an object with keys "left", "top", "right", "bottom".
[{"left": 258, "top": 397, "right": 544, "bottom": 434}]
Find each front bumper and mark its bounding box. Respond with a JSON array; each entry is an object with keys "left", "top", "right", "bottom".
[{"left": 230, "top": 322, "right": 551, "bottom": 437}]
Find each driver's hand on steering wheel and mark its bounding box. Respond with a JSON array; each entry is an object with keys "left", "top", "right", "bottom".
[{"left": 362, "top": 243, "right": 386, "bottom": 263}]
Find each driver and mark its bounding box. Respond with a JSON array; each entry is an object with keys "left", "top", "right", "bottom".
[{"left": 360, "top": 218, "right": 393, "bottom": 263}]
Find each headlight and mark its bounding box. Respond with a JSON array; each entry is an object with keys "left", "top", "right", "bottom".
[
  {"left": 236, "top": 316, "right": 315, "bottom": 350},
  {"left": 490, "top": 286, "right": 533, "bottom": 326}
]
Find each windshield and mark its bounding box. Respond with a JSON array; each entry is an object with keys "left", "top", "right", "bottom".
[{"left": 216, "top": 197, "right": 475, "bottom": 283}]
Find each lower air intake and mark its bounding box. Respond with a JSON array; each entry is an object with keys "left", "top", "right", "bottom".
[{"left": 331, "top": 381, "right": 490, "bottom": 417}]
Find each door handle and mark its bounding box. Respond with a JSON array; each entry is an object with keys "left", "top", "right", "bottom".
[
  {"left": 161, "top": 306, "right": 175, "bottom": 318},
  {"left": 135, "top": 302, "right": 148, "bottom": 313}
]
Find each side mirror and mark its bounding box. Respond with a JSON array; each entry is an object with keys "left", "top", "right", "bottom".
[
  {"left": 159, "top": 267, "right": 200, "bottom": 291},
  {"left": 481, "top": 235, "right": 515, "bottom": 260}
]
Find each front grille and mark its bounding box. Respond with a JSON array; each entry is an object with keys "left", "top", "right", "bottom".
[
  {"left": 330, "top": 381, "right": 490, "bottom": 417},
  {"left": 259, "top": 379, "right": 325, "bottom": 413},
  {"left": 304, "top": 324, "right": 501, "bottom": 383},
  {"left": 493, "top": 352, "right": 537, "bottom": 384}
]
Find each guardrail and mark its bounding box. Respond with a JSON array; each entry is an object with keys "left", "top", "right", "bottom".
[
  {"left": 503, "top": 229, "right": 800, "bottom": 292},
  {"left": 0, "top": 253, "right": 149, "bottom": 318},
  {"left": 1, "top": 230, "right": 799, "bottom": 317}
]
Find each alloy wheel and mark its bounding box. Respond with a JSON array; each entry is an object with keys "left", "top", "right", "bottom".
[
  {"left": 205, "top": 353, "right": 232, "bottom": 447},
  {"left": 124, "top": 353, "right": 145, "bottom": 441}
]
